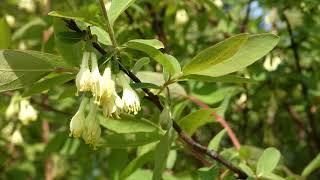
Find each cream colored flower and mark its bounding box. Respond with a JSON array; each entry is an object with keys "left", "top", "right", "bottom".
[
  {"left": 99, "top": 65, "right": 116, "bottom": 104},
  {"left": 18, "top": 0, "right": 36, "bottom": 12},
  {"left": 102, "top": 92, "right": 124, "bottom": 118},
  {"left": 82, "top": 100, "right": 101, "bottom": 148},
  {"left": 175, "top": 9, "right": 189, "bottom": 25},
  {"left": 117, "top": 72, "right": 141, "bottom": 115},
  {"left": 90, "top": 53, "right": 103, "bottom": 104},
  {"left": 70, "top": 97, "right": 89, "bottom": 138},
  {"left": 76, "top": 52, "right": 92, "bottom": 92},
  {"left": 263, "top": 55, "right": 281, "bottom": 71},
  {"left": 5, "top": 93, "right": 21, "bottom": 120},
  {"left": 18, "top": 99, "right": 38, "bottom": 125},
  {"left": 10, "top": 129, "right": 24, "bottom": 145}
]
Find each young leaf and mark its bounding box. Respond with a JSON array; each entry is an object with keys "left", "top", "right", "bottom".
[
  {"left": 132, "top": 57, "right": 150, "bottom": 74},
  {"left": 126, "top": 41, "right": 181, "bottom": 77},
  {"left": 152, "top": 128, "right": 175, "bottom": 180},
  {"left": 302, "top": 153, "right": 320, "bottom": 177},
  {"left": 188, "top": 34, "right": 279, "bottom": 77},
  {"left": 177, "top": 109, "right": 216, "bottom": 135},
  {"left": 100, "top": 132, "right": 161, "bottom": 148},
  {"left": 261, "top": 172, "right": 285, "bottom": 180},
  {"left": 108, "top": 0, "right": 137, "bottom": 26},
  {"left": 208, "top": 129, "right": 227, "bottom": 151},
  {"left": 256, "top": 147, "right": 281, "bottom": 176},
  {"left": 99, "top": 114, "right": 162, "bottom": 134},
  {"left": 0, "top": 18, "right": 11, "bottom": 48},
  {"left": 183, "top": 34, "right": 249, "bottom": 74},
  {"left": 239, "top": 163, "right": 255, "bottom": 177},
  {"left": 90, "top": 26, "right": 112, "bottom": 45},
  {"left": 0, "top": 50, "right": 66, "bottom": 92}
]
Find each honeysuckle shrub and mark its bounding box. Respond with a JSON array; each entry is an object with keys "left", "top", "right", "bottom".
[{"left": 0, "top": 0, "right": 320, "bottom": 179}]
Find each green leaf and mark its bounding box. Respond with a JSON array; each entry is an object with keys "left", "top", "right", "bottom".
[
  {"left": 256, "top": 147, "right": 281, "bottom": 176},
  {"left": 99, "top": 114, "right": 161, "bottom": 134},
  {"left": 302, "top": 153, "right": 320, "bottom": 177},
  {"left": 208, "top": 129, "right": 227, "bottom": 151},
  {"left": 197, "top": 166, "right": 219, "bottom": 180},
  {"left": 56, "top": 32, "right": 84, "bottom": 44},
  {"left": 191, "top": 86, "right": 240, "bottom": 105},
  {"left": 261, "top": 172, "right": 285, "bottom": 180},
  {"left": 48, "top": 7, "right": 103, "bottom": 27},
  {"left": 136, "top": 71, "right": 186, "bottom": 99},
  {"left": 23, "top": 73, "right": 75, "bottom": 97},
  {"left": 0, "top": 50, "right": 67, "bottom": 92},
  {"left": 0, "top": 18, "right": 11, "bottom": 48},
  {"left": 132, "top": 57, "right": 150, "bottom": 74},
  {"left": 43, "top": 131, "right": 68, "bottom": 156},
  {"left": 183, "top": 34, "right": 249, "bottom": 74},
  {"left": 127, "top": 169, "right": 153, "bottom": 180},
  {"left": 90, "top": 26, "right": 111, "bottom": 45},
  {"left": 120, "top": 151, "right": 154, "bottom": 179},
  {"left": 100, "top": 132, "right": 161, "bottom": 148},
  {"left": 177, "top": 109, "right": 216, "bottom": 135},
  {"left": 153, "top": 128, "right": 175, "bottom": 180},
  {"left": 239, "top": 163, "right": 255, "bottom": 177},
  {"left": 181, "top": 74, "right": 256, "bottom": 84},
  {"left": 188, "top": 34, "right": 279, "bottom": 77},
  {"left": 127, "top": 39, "right": 164, "bottom": 49},
  {"left": 126, "top": 41, "right": 181, "bottom": 77},
  {"left": 131, "top": 82, "right": 161, "bottom": 90},
  {"left": 53, "top": 19, "right": 84, "bottom": 66},
  {"left": 108, "top": 0, "right": 137, "bottom": 26},
  {"left": 12, "top": 18, "right": 46, "bottom": 41}
]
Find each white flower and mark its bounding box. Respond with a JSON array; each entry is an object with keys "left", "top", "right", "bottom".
[
  {"left": 90, "top": 53, "right": 104, "bottom": 104},
  {"left": 70, "top": 97, "right": 88, "bottom": 138},
  {"left": 102, "top": 92, "right": 124, "bottom": 118},
  {"left": 117, "top": 72, "right": 141, "bottom": 115},
  {"left": 5, "top": 14, "right": 15, "bottom": 27},
  {"left": 18, "top": 0, "right": 36, "bottom": 12},
  {"left": 263, "top": 55, "right": 281, "bottom": 71},
  {"left": 5, "top": 93, "right": 21, "bottom": 120},
  {"left": 10, "top": 129, "right": 24, "bottom": 145},
  {"left": 99, "top": 65, "right": 116, "bottom": 104},
  {"left": 76, "top": 52, "right": 92, "bottom": 92},
  {"left": 175, "top": 9, "right": 189, "bottom": 25},
  {"left": 18, "top": 99, "right": 38, "bottom": 125},
  {"left": 82, "top": 100, "right": 101, "bottom": 148},
  {"left": 214, "top": 0, "right": 223, "bottom": 8}
]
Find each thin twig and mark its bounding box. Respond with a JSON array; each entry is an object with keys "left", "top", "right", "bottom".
[{"left": 63, "top": 17, "right": 247, "bottom": 179}]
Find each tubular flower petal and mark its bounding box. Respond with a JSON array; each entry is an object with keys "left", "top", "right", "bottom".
[
  {"left": 90, "top": 53, "right": 104, "bottom": 104},
  {"left": 76, "top": 52, "right": 92, "bottom": 92},
  {"left": 10, "top": 129, "right": 24, "bottom": 145},
  {"left": 102, "top": 92, "right": 124, "bottom": 118},
  {"left": 82, "top": 100, "right": 101, "bottom": 148},
  {"left": 117, "top": 72, "right": 141, "bottom": 115},
  {"left": 5, "top": 93, "right": 21, "bottom": 120},
  {"left": 70, "top": 97, "right": 89, "bottom": 138},
  {"left": 18, "top": 99, "right": 38, "bottom": 125},
  {"left": 99, "top": 65, "right": 116, "bottom": 104}
]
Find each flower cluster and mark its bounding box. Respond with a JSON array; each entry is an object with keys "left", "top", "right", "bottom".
[
  {"left": 70, "top": 52, "right": 141, "bottom": 148},
  {"left": 6, "top": 93, "right": 38, "bottom": 125}
]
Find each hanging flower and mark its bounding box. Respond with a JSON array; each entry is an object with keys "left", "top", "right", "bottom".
[
  {"left": 90, "top": 53, "right": 104, "bottom": 104},
  {"left": 69, "top": 97, "right": 89, "bottom": 138},
  {"left": 102, "top": 92, "right": 124, "bottom": 118},
  {"left": 99, "top": 65, "right": 116, "bottom": 104},
  {"left": 117, "top": 72, "right": 141, "bottom": 115},
  {"left": 18, "top": 99, "right": 38, "bottom": 125},
  {"left": 10, "top": 129, "right": 24, "bottom": 145},
  {"left": 76, "top": 52, "right": 92, "bottom": 92},
  {"left": 175, "top": 9, "right": 189, "bottom": 25},
  {"left": 5, "top": 93, "right": 21, "bottom": 120},
  {"left": 82, "top": 99, "right": 101, "bottom": 148}
]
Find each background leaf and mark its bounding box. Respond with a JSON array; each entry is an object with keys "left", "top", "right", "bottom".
[
  {"left": 108, "top": 0, "right": 137, "bottom": 26},
  {"left": 256, "top": 147, "right": 281, "bottom": 176},
  {"left": 0, "top": 18, "right": 11, "bottom": 49}
]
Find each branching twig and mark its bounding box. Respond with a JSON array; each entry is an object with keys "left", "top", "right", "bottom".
[{"left": 63, "top": 15, "right": 247, "bottom": 180}]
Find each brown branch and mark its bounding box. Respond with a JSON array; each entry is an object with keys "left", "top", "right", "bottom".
[
  {"left": 240, "top": 0, "right": 253, "bottom": 33},
  {"left": 63, "top": 19, "right": 247, "bottom": 179}
]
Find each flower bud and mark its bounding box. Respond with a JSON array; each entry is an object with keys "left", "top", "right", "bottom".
[
  {"left": 70, "top": 97, "right": 89, "bottom": 138},
  {"left": 18, "top": 99, "right": 38, "bottom": 125},
  {"left": 117, "top": 72, "right": 141, "bottom": 115},
  {"left": 82, "top": 100, "right": 101, "bottom": 148},
  {"left": 76, "top": 52, "right": 92, "bottom": 92}
]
